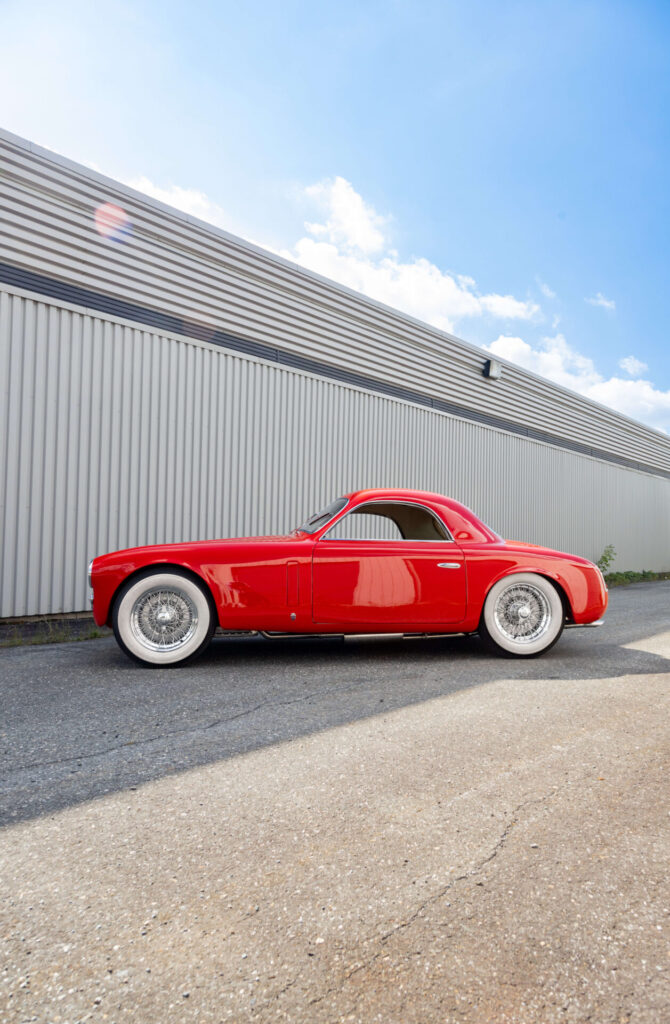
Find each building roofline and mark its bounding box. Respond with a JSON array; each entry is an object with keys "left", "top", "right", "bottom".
[{"left": 0, "top": 123, "right": 667, "bottom": 444}]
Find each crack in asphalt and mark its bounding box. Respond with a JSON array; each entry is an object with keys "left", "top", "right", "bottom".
[
  {"left": 304, "top": 783, "right": 564, "bottom": 1013},
  {"left": 1, "top": 682, "right": 360, "bottom": 778}
]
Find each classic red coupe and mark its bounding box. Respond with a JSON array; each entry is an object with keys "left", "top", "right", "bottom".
[{"left": 89, "top": 488, "right": 607, "bottom": 666}]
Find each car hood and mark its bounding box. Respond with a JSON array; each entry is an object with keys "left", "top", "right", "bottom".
[{"left": 94, "top": 534, "right": 303, "bottom": 566}]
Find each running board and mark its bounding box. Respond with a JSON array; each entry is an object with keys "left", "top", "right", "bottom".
[
  {"left": 344, "top": 633, "right": 404, "bottom": 641},
  {"left": 259, "top": 630, "right": 344, "bottom": 640},
  {"left": 258, "top": 630, "right": 469, "bottom": 641},
  {"left": 564, "top": 619, "right": 605, "bottom": 629},
  {"left": 215, "top": 628, "right": 259, "bottom": 637}
]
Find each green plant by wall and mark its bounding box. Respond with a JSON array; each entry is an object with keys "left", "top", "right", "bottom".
[
  {"left": 597, "top": 544, "right": 616, "bottom": 573},
  {"left": 605, "top": 569, "right": 670, "bottom": 587}
]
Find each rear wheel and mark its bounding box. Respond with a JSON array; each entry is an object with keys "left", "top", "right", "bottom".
[
  {"left": 112, "top": 569, "right": 215, "bottom": 667},
  {"left": 479, "top": 573, "right": 564, "bottom": 657}
]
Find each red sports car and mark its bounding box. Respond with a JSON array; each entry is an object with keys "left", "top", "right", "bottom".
[{"left": 89, "top": 488, "right": 608, "bottom": 666}]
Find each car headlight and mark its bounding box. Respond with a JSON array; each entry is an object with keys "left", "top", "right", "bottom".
[{"left": 88, "top": 559, "right": 97, "bottom": 605}]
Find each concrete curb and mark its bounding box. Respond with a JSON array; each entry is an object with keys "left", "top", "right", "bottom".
[{"left": 0, "top": 613, "right": 111, "bottom": 646}]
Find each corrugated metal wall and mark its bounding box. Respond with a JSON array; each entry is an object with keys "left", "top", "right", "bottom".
[
  {"left": 2, "top": 286, "right": 669, "bottom": 617},
  {"left": 1, "top": 128, "right": 669, "bottom": 476}
]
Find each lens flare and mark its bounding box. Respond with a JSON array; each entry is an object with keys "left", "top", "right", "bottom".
[{"left": 94, "top": 202, "right": 132, "bottom": 243}]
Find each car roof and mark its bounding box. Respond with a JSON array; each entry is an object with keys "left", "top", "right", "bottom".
[
  {"left": 346, "top": 487, "right": 461, "bottom": 509},
  {"left": 342, "top": 488, "right": 499, "bottom": 543}
]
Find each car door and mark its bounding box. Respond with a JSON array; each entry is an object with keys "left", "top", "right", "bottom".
[{"left": 312, "top": 537, "right": 466, "bottom": 625}]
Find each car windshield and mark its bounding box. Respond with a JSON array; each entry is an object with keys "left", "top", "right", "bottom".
[{"left": 295, "top": 497, "right": 348, "bottom": 534}]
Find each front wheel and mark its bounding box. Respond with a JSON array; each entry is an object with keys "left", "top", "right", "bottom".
[
  {"left": 479, "top": 573, "right": 565, "bottom": 657},
  {"left": 112, "top": 569, "right": 215, "bottom": 667}
]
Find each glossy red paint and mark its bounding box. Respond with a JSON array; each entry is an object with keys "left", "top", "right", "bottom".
[
  {"left": 91, "top": 488, "right": 608, "bottom": 633},
  {"left": 313, "top": 540, "right": 467, "bottom": 625}
]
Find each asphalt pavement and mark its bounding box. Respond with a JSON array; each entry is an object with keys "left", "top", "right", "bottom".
[{"left": 1, "top": 582, "right": 669, "bottom": 1022}]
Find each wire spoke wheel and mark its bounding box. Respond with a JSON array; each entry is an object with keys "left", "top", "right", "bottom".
[
  {"left": 493, "top": 582, "right": 551, "bottom": 644},
  {"left": 113, "top": 570, "right": 215, "bottom": 667},
  {"left": 480, "top": 572, "right": 564, "bottom": 657},
  {"left": 130, "top": 586, "right": 198, "bottom": 652}
]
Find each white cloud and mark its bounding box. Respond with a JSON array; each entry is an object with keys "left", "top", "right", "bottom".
[
  {"left": 480, "top": 293, "right": 541, "bottom": 319},
  {"left": 586, "top": 292, "right": 616, "bottom": 311},
  {"left": 124, "top": 176, "right": 232, "bottom": 230},
  {"left": 487, "top": 334, "right": 669, "bottom": 434},
  {"left": 619, "top": 355, "right": 648, "bottom": 377},
  {"left": 487, "top": 334, "right": 601, "bottom": 391},
  {"left": 81, "top": 167, "right": 668, "bottom": 433},
  {"left": 86, "top": 169, "right": 538, "bottom": 333},
  {"left": 282, "top": 177, "right": 539, "bottom": 332},
  {"left": 587, "top": 377, "right": 669, "bottom": 433},
  {"left": 304, "top": 176, "right": 387, "bottom": 254},
  {"left": 537, "top": 278, "right": 556, "bottom": 299}
]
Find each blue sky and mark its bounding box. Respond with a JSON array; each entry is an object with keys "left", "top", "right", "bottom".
[{"left": 1, "top": 0, "right": 669, "bottom": 431}]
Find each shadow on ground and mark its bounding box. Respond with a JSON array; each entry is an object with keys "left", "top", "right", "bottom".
[{"left": 1, "top": 582, "right": 668, "bottom": 827}]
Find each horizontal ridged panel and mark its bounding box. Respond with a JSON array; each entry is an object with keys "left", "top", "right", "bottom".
[
  {"left": 1, "top": 290, "right": 669, "bottom": 617},
  {"left": 0, "top": 129, "right": 669, "bottom": 475}
]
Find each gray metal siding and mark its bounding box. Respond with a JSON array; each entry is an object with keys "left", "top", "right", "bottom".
[
  {"left": 2, "top": 263, "right": 665, "bottom": 482},
  {"left": 2, "top": 286, "right": 669, "bottom": 617},
  {"left": 1, "top": 128, "right": 669, "bottom": 476}
]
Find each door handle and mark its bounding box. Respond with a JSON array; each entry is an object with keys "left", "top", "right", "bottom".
[{"left": 437, "top": 562, "right": 461, "bottom": 569}]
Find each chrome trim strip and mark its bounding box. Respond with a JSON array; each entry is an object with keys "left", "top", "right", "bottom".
[
  {"left": 343, "top": 633, "right": 404, "bottom": 641},
  {"left": 258, "top": 631, "right": 470, "bottom": 640},
  {"left": 564, "top": 619, "right": 605, "bottom": 628}
]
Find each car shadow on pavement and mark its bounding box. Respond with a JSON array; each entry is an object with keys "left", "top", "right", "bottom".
[{"left": 1, "top": 582, "right": 668, "bottom": 828}]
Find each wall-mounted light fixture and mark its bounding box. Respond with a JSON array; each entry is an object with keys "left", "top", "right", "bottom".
[{"left": 483, "top": 358, "right": 502, "bottom": 380}]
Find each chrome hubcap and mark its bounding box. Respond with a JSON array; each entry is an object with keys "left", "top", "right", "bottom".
[
  {"left": 494, "top": 583, "right": 551, "bottom": 644},
  {"left": 130, "top": 587, "right": 198, "bottom": 652}
]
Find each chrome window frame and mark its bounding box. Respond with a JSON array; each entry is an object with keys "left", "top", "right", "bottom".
[{"left": 320, "top": 500, "right": 456, "bottom": 543}]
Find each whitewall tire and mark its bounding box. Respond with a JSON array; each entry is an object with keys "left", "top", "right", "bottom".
[
  {"left": 479, "top": 573, "right": 565, "bottom": 657},
  {"left": 112, "top": 569, "right": 215, "bottom": 667}
]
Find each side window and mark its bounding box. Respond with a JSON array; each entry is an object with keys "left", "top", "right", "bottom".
[
  {"left": 325, "top": 512, "right": 402, "bottom": 541},
  {"left": 324, "top": 502, "right": 450, "bottom": 541}
]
